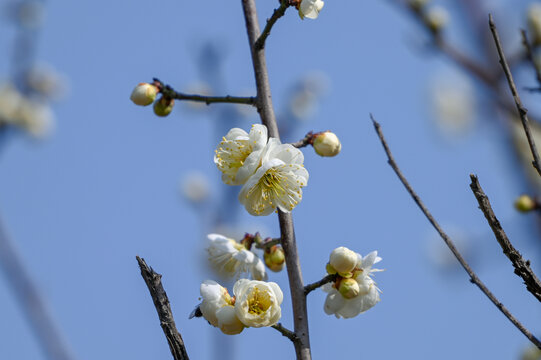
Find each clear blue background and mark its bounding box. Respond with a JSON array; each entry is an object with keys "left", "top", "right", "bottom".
[{"left": 0, "top": 0, "right": 540, "bottom": 359}]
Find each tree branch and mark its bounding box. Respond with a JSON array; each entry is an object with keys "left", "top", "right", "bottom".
[
  {"left": 136, "top": 256, "right": 189, "bottom": 360},
  {"left": 521, "top": 29, "right": 541, "bottom": 92},
  {"left": 371, "top": 115, "right": 541, "bottom": 349},
  {"left": 0, "top": 214, "right": 76, "bottom": 360},
  {"left": 153, "top": 78, "right": 256, "bottom": 106},
  {"left": 241, "top": 1, "right": 310, "bottom": 358},
  {"left": 489, "top": 15, "right": 541, "bottom": 178},
  {"left": 304, "top": 274, "right": 337, "bottom": 296},
  {"left": 469, "top": 175, "right": 541, "bottom": 302},
  {"left": 271, "top": 322, "right": 299, "bottom": 343},
  {"left": 254, "top": 0, "right": 290, "bottom": 51},
  {"left": 291, "top": 132, "right": 315, "bottom": 149}
]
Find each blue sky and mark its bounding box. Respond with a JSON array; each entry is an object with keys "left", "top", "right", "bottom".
[{"left": 1, "top": 0, "right": 540, "bottom": 359}]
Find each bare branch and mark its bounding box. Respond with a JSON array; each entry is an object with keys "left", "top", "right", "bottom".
[
  {"left": 254, "top": 0, "right": 290, "bottom": 51},
  {"left": 0, "top": 214, "right": 76, "bottom": 360},
  {"left": 242, "top": 0, "right": 311, "bottom": 358},
  {"left": 291, "top": 132, "right": 315, "bottom": 149},
  {"left": 271, "top": 323, "right": 299, "bottom": 343},
  {"left": 489, "top": 15, "right": 541, "bottom": 178},
  {"left": 304, "top": 274, "right": 337, "bottom": 296},
  {"left": 521, "top": 29, "right": 541, "bottom": 92},
  {"left": 469, "top": 175, "right": 541, "bottom": 302},
  {"left": 371, "top": 115, "right": 541, "bottom": 349},
  {"left": 153, "top": 78, "right": 256, "bottom": 106},
  {"left": 136, "top": 256, "right": 189, "bottom": 360}
]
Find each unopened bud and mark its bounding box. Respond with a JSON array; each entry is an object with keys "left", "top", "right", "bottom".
[
  {"left": 326, "top": 262, "right": 337, "bottom": 275},
  {"left": 154, "top": 97, "right": 175, "bottom": 117},
  {"left": 528, "top": 4, "right": 541, "bottom": 46},
  {"left": 425, "top": 6, "right": 449, "bottom": 33},
  {"left": 329, "top": 246, "right": 357, "bottom": 273},
  {"left": 264, "top": 246, "right": 286, "bottom": 272},
  {"left": 130, "top": 83, "right": 158, "bottom": 106},
  {"left": 338, "top": 278, "right": 360, "bottom": 299},
  {"left": 313, "top": 131, "right": 341, "bottom": 157},
  {"left": 515, "top": 195, "right": 537, "bottom": 213}
]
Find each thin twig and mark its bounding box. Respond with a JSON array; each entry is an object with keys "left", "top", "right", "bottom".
[
  {"left": 254, "top": 0, "right": 290, "bottom": 51},
  {"left": 0, "top": 214, "right": 76, "bottom": 360},
  {"left": 304, "top": 274, "right": 337, "bottom": 296},
  {"left": 291, "top": 132, "right": 314, "bottom": 149},
  {"left": 489, "top": 15, "right": 541, "bottom": 178},
  {"left": 371, "top": 115, "right": 541, "bottom": 349},
  {"left": 271, "top": 323, "right": 299, "bottom": 343},
  {"left": 153, "top": 79, "right": 256, "bottom": 106},
  {"left": 254, "top": 237, "right": 282, "bottom": 250},
  {"left": 521, "top": 29, "right": 541, "bottom": 92},
  {"left": 241, "top": 1, "right": 310, "bottom": 358},
  {"left": 136, "top": 256, "right": 189, "bottom": 360},
  {"left": 469, "top": 175, "right": 541, "bottom": 302}
]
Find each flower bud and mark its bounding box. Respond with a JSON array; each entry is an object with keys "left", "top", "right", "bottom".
[
  {"left": 329, "top": 246, "right": 357, "bottom": 273},
  {"left": 338, "top": 278, "right": 360, "bottom": 299},
  {"left": 264, "top": 246, "right": 285, "bottom": 272},
  {"left": 528, "top": 4, "right": 541, "bottom": 46},
  {"left": 299, "top": 0, "right": 324, "bottom": 20},
  {"left": 425, "top": 6, "right": 449, "bottom": 33},
  {"left": 515, "top": 194, "right": 537, "bottom": 213},
  {"left": 326, "top": 262, "right": 337, "bottom": 275},
  {"left": 153, "top": 97, "right": 175, "bottom": 117},
  {"left": 313, "top": 131, "right": 341, "bottom": 157},
  {"left": 130, "top": 83, "right": 158, "bottom": 106}
]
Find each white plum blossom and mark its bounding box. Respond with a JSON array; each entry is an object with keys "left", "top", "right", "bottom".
[
  {"left": 323, "top": 251, "right": 383, "bottom": 319},
  {"left": 238, "top": 138, "right": 308, "bottom": 216},
  {"left": 233, "top": 279, "right": 283, "bottom": 328},
  {"left": 207, "top": 234, "right": 267, "bottom": 280},
  {"left": 199, "top": 280, "right": 245, "bottom": 335},
  {"left": 214, "top": 124, "right": 268, "bottom": 185},
  {"left": 299, "top": 0, "right": 324, "bottom": 20}
]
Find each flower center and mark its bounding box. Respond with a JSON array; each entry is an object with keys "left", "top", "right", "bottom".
[{"left": 247, "top": 288, "right": 272, "bottom": 315}]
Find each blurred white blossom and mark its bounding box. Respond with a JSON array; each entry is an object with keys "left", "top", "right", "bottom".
[
  {"left": 181, "top": 171, "right": 210, "bottom": 205},
  {"left": 207, "top": 233, "right": 267, "bottom": 280}
]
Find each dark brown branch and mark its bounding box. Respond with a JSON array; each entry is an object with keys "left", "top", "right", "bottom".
[
  {"left": 304, "top": 274, "right": 337, "bottom": 296},
  {"left": 136, "top": 256, "right": 189, "bottom": 360},
  {"left": 291, "top": 132, "right": 314, "bottom": 148},
  {"left": 521, "top": 29, "right": 541, "bottom": 91},
  {"left": 469, "top": 175, "right": 541, "bottom": 302},
  {"left": 371, "top": 115, "right": 541, "bottom": 349},
  {"left": 153, "top": 78, "right": 256, "bottom": 106},
  {"left": 489, "top": 15, "right": 541, "bottom": 178},
  {"left": 242, "top": 1, "right": 311, "bottom": 359},
  {"left": 0, "top": 215, "right": 76, "bottom": 360},
  {"left": 254, "top": 0, "right": 290, "bottom": 51},
  {"left": 271, "top": 323, "right": 299, "bottom": 343}
]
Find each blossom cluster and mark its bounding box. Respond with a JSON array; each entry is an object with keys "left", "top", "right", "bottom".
[
  {"left": 215, "top": 124, "right": 309, "bottom": 216},
  {"left": 199, "top": 279, "right": 283, "bottom": 335},
  {"left": 323, "top": 247, "right": 382, "bottom": 319}
]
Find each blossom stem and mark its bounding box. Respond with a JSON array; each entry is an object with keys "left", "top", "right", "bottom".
[
  {"left": 290, "top": 132, "right": 315, "bottom": 149},
  {"left": 241, "top": 1, "right": 311, "bottom": 358},
  {"left": 136, "top": 256, "right": 190, "bottom": 360},
  {"left": 304, "top": 274, "right": 337, "bottom": 296},
  {"left": 271, "top": 323, "right": 299, "bottom": 343},
  {"left": 372, "top": 115, "right": 541, "bottom": 349},
  {"left": 254, "top": 0, "right": 290, "bottom": 51},
  {"left": 254, "top": 237, "right": 281, "bottom": 250},
  {"left": 152, "top": 78, "right": 256, "bottom": 106}
]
